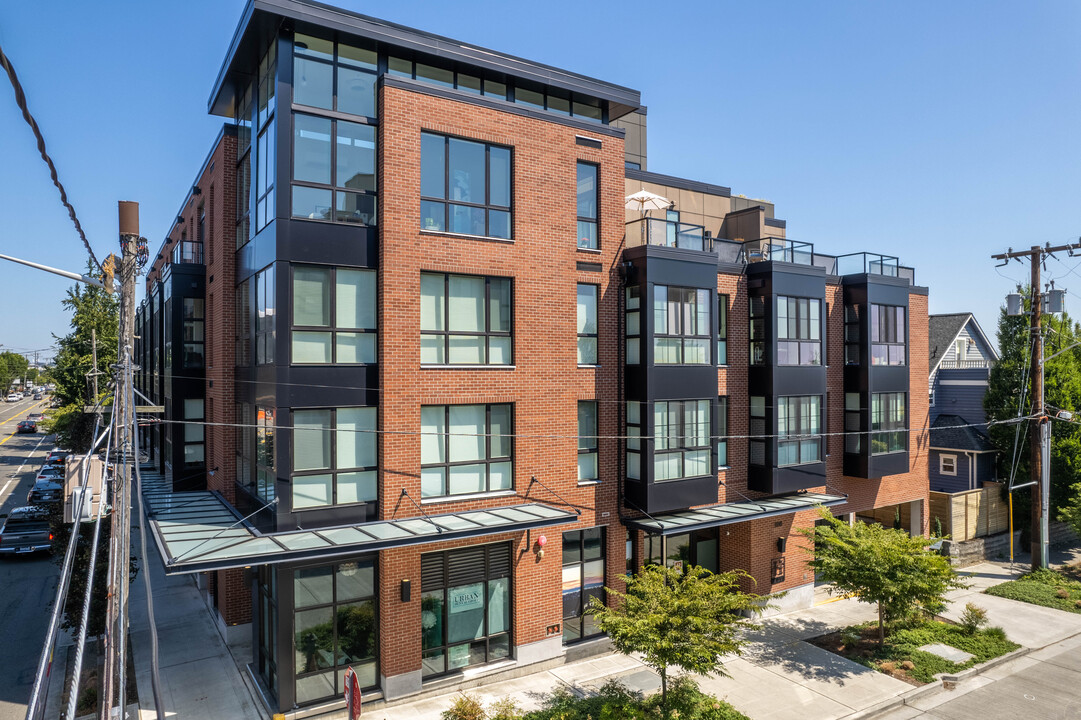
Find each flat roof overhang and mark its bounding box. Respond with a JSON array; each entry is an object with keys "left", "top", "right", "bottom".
[
  {"left": 209, "top": 0, "right": 642, "bottom": 119},
  {"left": 622, "top": 492, "right": 847, "bottom": 536},
  {"left": 144, "top": 485, "right": 579, "bottom": 575}
]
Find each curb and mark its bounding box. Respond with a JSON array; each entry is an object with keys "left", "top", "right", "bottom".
[{"left": 843, "top": 646, "right": 1032, "bottom": 720}]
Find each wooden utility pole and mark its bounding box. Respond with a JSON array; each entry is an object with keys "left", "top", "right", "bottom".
[{"left": 992, "top": 240, "right": 1081, "bottom": 570}]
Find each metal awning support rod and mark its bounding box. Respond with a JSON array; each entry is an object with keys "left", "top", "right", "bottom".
[
  {"left": 527, "top": 475, "right": 582, "bottom": 515},
  {"left": 398, "top": 489, "right": 443, "bottom": 532}
]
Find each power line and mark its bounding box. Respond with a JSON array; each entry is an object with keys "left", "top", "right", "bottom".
[{"left": 0, "top": 41, "right": 101, "bottom": 271}]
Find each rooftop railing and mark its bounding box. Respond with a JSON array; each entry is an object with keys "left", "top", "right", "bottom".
[
  {"left": 625, "top": 217, "right": 712, "bottom": 252},
  {"left": 834, "top": 252, "right": 915, "bottom": 284},
  {"left": 171, "top": 240, "right": 204, "bottom": 265},
  {"left": 741, "top": 237, "right": 815, "bottom": 265}
]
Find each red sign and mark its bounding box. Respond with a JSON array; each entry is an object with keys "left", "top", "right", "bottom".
[{"left": 344, "top": 667, "right": 363, "bottom": 719}]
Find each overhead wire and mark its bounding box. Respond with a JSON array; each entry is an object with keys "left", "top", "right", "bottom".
[{"left": 0, "top": 41, "right": 101, "bottom": 271}]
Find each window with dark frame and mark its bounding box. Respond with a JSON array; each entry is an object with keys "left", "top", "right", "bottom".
[
  {"left": 420, "top": 132, "right": 512, "bottom": 239},
  {"left": 291, "top": 265, "right": 377, "bottom": 364},
  {"left": 845, "top": 393, "right": 861, "bottom": 454},
  {"left": 291, "top": 112, "right": 377, "bottom": 226},
  {"left": 578, "top": 401, "right": 598, "bottom": 482},
  {"left": 717, "top": 396, "right": 728, "bottom": 467},
  {"left": 255, "top": 42, "right": 276, "bottom": 232},
  {"left": 236, "top": 279, "right": 251, "bottom": 367},
  {"left": 654, "top": 399, "right": 711, "bottom": 481},
  {"left": 420, "top": 272, "right": 512, "bottom": 365},
  {"left": 182, "top": 298, "right": 205, "bottom": 368},
  {"left": 255, "top": 406, "right": 275, "bottom": 502},
  {"left": 255, "top": 266, "right": 275, "bottom": 365},
  {"left": 844, "top": 305, "right": 860, "bottom": 365},
  {"left": 871, "top": 392, "right": 906, "bottom": 454},
  {"left": 870, "top": 304, "right": 906, "bottom": 366},
  {"left": 777, "top": 296, "right": 822, "bottom": 365},
  {"left": 626, "top": 401, "right": 641, "bottom": 480},
  {"left": 577, "top": 284, "right": 598, "bottom": 364},
  {"left": 777, "top": 395, "right": 822, "bottom": 466},
  {"left": 293, "top": 33, "right": 377, "bottom": 118},
  {"left": 293, "top": 560, "right": 378, "bottom": 704},
  {"left": 576, "top": 162, "right": 598, "bottom": 249},
  {"left": 256, "top": 567, "right": 278, "bottom": 698},
  {"left": 625, "top": 286, "right": 641, "bottom": 365},
  {"left": 236, "top": 82, "right": 253, "bottom": 248},
  {"left": 236, "top": 402, "right": 255, "bottom": 495},
  {"left": 717, "top": 294, "right": 728, "bottom": 365},
  {"left": 562, "top": 527, "right": 605, "bottom": 644},
  {"left": 183, "top": 398, "right": 205, "bottom": 469},
  {"left": 421, "top": 544, "right": 512, "bottom": 678},
  {"left": 749, "top": 296, "right": 766, "bottom": 365},
  {"left": 291, "top": 407, "right": 378, "bottom": 517},
  {"left": 653, "top": 285, "right": 711, "bottom": 364},
  {"left": 420, "top": 404, "right": 513, "bottom": 498}
]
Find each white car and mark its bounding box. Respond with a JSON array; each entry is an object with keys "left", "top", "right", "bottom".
[{"left": 5, "top": 394, "right": 17, "bottom": 402}]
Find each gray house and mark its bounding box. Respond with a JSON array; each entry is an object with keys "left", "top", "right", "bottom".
[{"left": 928, "top": 313, "right": 999, "bottom": 492}]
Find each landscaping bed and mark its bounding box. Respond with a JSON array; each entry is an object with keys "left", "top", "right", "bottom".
[
  {"left": 808, "top": 620, "right": 1020, "bottom": 685},
  {"left": 985, "top": 567, "right": 1081, "bottom": 613}
]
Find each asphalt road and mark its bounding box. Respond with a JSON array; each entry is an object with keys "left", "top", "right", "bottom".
[{"left": 0, "top": 396, "right": 62, "bottom": 720}]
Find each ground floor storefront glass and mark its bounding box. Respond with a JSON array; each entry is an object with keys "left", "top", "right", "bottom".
[
  {"left": 421, "top": 543, "right": 511, "bottom": 678},
  {"left": 562, "top": 527, "right": 605, "bottom": 643},
  {"left": 645, "top": 528, "right": 718, "bottom": 573},
  {"left": 292, "top": 559, "right": 378, "bottom": 705}
]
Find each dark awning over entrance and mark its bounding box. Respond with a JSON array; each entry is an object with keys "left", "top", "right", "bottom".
[
  {"left": 143, "top": 482, "right": 578, "bottom": 575},
  {"left": 621, "top": 492, "right": 847, "bottom": 536}
]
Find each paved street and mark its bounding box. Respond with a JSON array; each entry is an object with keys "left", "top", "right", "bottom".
[{"left": 0, "top": 396, "right": 60, "bottom": 720}]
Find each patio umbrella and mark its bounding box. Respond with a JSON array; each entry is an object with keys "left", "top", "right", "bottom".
[{"left": 624, "top": 189, "right": 672, "bottom": 216}]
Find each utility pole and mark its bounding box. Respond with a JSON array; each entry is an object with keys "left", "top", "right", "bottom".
[
  {"left": 103, "top": 200, "right": 139, "bottom": 719},
  {"left": 992, "top": 240, "right": 1081, "bottom": 571}
]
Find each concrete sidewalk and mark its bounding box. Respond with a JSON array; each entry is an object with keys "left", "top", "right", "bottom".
[{"left": 115, "top": 541, "right": 1081, "bottom": 720}]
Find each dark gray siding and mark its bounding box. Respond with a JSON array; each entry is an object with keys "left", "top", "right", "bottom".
[{"left": 931, "top": 367, "right": 990, "bottom": 425}]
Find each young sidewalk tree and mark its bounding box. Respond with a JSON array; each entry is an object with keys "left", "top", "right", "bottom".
[
  {"left": 801, "top": 509, "right": 966, "bottom": 644},
  {"left": 587, "top": 564, "right": 766, "bottom": 708}
]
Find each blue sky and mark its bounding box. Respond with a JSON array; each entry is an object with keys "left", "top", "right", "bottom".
[{"left": 0, "top": 0, "right": 1078, "bottom": 361}]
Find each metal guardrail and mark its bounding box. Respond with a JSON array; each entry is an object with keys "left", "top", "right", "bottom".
[
  {"left": 171, "top": 241, "right": 203, "bottom": 265},
  {"left": 625, "top": 217, "right": 711, "bottom": 252}
]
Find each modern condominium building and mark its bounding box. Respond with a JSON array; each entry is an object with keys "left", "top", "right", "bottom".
[{"left": 134, "top": 1, "right": 930, "bottom": 715}]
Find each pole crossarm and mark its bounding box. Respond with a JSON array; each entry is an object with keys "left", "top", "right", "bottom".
[{"left": 991, "top": 240, "right": 1081, "bottom": 261}]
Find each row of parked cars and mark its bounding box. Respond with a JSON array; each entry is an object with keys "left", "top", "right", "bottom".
[
  {"left": 0, "top": 447, "right": 70, "bottom": 556},
  {"left": 5, "top": 388, "right": 46, "bottom": 403}
]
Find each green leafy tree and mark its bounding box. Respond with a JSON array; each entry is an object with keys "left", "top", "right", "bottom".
[
  {"left": 801, "top": 510, "right": 966, "bottom": 644},
  {"left": 587, "top": 564, "right": 766, "bottom": 708},
  {"left": 984, "top": 292, "right": 1081, "bottom": 534},
  {"left": 0, "top": 350, "right": 29, "bottom": 393}
]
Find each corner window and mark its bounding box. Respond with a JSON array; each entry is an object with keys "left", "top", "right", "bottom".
[
  {"left": 578, "top": 401, "right": 598, "bottom": 482},
  {"left": 940, "top": 454, "right": 957, "bottom": 476},
  {"left": 844, "top": 305, "right": 860, "bottom": 365},
  {"left": 654, "top": 400, "right": 710, "bottom": 481},
  {"left": 717, "top": 294, "right": 728, "bottom": 365},
  {"left": 871, "top": 392, "right": 906, "bottom": 454},
  {"left": 256, "top": 407, "right": 276, "bottom": 502},
  {"left": 576, "top": 162, "right": 598, "bottom": 249},
  {"left": 777, "top": 396, "right": 821, "bottom": 466},
  {"left": 577, "top": 284, "right": 598, "bottom": 364},
  {"left": 292, "top": 265, "right": 377, "bottom": 364},
  {"left": 420, "top": 273, "right": 512, "bottom": 365},
  {"left": 256, "top": 266, "right": 275, "bottom": 365},
  {"left": 292, "top": 113, "right": 377, "bottom": 226},
  {"left": 871, "top": 304, "right": 906, "bottom": 366},
  {"left": 420, "top": 404, "right": 513, "bottom": 498},
  {"left": 293, "top": 33, "right": 377, "bottom": 118},
  {"left": 255, "top": 43, "right": 277, "bottom": 232},
  {"left": 625, "top": 286, "right": 640, "bottom": 365},
  {"left": 653, "top": 286, "right": 711, "bottom": 364},
  {"left": 293, "top": 561, "right": 378, "bottom": 705},
  {"left": 626, "top": 401, "right": 641, "bottom": 480},
  {"left": 562, "top": 528, "right": 605, "bottom": 643},
  {"left": 777, "top": 296, "right": 821, "bottom": 365},
  {"left": 292, "top": 407, "right": 377, "bottom": 517},
  {"left": 749, "top": 297, "right": 766, "bottom": 365},
  {"left": 420, "top": 133, "right": 512, "bottom": 239}
]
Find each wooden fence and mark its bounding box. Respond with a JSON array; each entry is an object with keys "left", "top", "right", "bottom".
[{"left": 929, "top": 482, "right": 1010, "bottom": 541}]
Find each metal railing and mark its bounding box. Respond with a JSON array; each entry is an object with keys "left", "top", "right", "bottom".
[
  {"left": 939, "top": 359, "right": 993, "bottom": 369},
  {"left": 171, "top": 241, "right": 203, "bottom": 265},
  {"left": 625, "top": 217, "right": 712, "bottom": 252},
  {"left": 741, "top": 237, "right": 815, "bottom": 265},
  {"left": 715, "top": 239, "right": 743, "bottom": 264}
]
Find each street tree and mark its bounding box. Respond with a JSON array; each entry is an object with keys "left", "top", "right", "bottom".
[
  {"left": 801, "top": 510, "right": 966, "bottom": 643},
  {"left": 587, "top": 564, "right": 766, "bottom": 708},
  {"left": 0, "top": 350, "right": 29, "bottom": 393}
]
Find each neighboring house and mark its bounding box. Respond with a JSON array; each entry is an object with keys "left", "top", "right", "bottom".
[{"left": 928, "top": 313, "right": 999, "bottom": 492}]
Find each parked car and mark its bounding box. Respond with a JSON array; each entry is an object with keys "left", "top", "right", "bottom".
[
  {"left": 0, "top": 506, "right": 53, "bottom": 555},
  {"left": 17, "top": 420, "right": 37, "bottom": 433},
  {"left": 36, "top": 466, "right": 63, "bottom": 483},
  {"left": 28, "top": 479, "right": 63, "bottom": 505},
  {"left": 5, "top": 394, "right": 17, "bottom": 402},
  {"left": 46, "top": 448, "right": 70, "bottom": 464}
]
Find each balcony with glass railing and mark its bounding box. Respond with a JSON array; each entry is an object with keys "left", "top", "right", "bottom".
[
  {"left": 741, "top": 237, "right": 815, "bottom": 265},
  {"left": 834, "top": 252, "right": 915, "bottom": 284},
  {"left": 625, "top": 217, "right": 712, "bottom": 252},
  {"left": 171, "top": 241, "right": 204, "bottom": 265}
]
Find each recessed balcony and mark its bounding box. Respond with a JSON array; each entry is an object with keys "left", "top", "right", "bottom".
[{"left": 171, "top": 240, "right": 204, "bottom": 265}]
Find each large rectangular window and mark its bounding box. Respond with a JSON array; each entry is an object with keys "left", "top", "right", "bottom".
[
  {"left": 421, "top": 544, "right": 511, "bottom": 678},
  {"left": 577, "top": 284, "right": 598, "bottom": 365},
  {"left": 844, "top": 305, "right": 860, "bottom": 365},
  {"left": 256, "top": 266, "right": 275, "bottom": 365},
  {"left": 182, "top": 298, "right": 205, "bottom": 369},
  {"left": 654, "top": 400, "right": 710, "bottom": 481},
  {"left": 293, "top": 33, "right": 377, "bottom": 118},
  {"left": 777, "top": 396, "right": 821, "bottom": 466},
  {"left": 255, "top": 43, "right": 277, "bottom": 232},
  {"left": 236, "top": 82, "right": 253, "bottom": 248},
  {"left": 871, "top": 392, "right": 906, "bottom": 454},
  {"left": 625, "top": 286, "right": 640, "bottom": 365},
  {"left": 421, "top": 273, "right": 512, "bottom": 365},
  {"left": 236, "top": 280, "right": 251, "bottom": 367},
  {"left": 578, "top": 401, "right": 598, "bottom": 483},
  {"left": 870, "top": 305, "right": 906, "bottom": 366},
  {"left": 292, "top": 265, "right": 376, "bottom": 364},
  {"left": 717, "top": 294, "right": 728, "bottom": 365},
  {"left": 183, "top": 398, "right": 205, "bottom": 468},
  {"left": 420, "top": 133, "right": 512, "bottom": 239},
  {"left": 256, "top": 406, "right": 276, "bottom": 502},
  {"left": 421, "top": 404, "right": 513, "bottom": 498},
  {"left": 777, "top": 296, "right": 821, "bottom": 366},
  {"left": 717, "top": 396, "right": 728, "bottom": 468},
  {"left": 626, "top": 401, "right": 641, "bottom": 480},
  {"left": 653, "top": 286, "right": 711, "bottom": 364},
  {"left": 562, "top": 528, "right": 605, "bottom": 644},
  {"left": 845, "top": 393, "right": 861, "bottom": 454},
  {"left": 576, "top": 162, "right": 598, "bottom": 249},
  {"left": 293, "top": 560, "right": 377, "bottom": 705},
  {"left": 292, "top": 113, "right": 377, "bottom": 226},
  {"left": 292, "top": 407, "right": 378, "bottom": 518}
]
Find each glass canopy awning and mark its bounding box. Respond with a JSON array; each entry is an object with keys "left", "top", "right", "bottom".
[
  {"left": 142, "top": 482, "right": 579, "bottom": 575},
  {"left": 622, "top": 492, "right": 847, "bottom": 536}
]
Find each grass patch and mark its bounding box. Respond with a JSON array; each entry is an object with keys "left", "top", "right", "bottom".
[
  {"left": 809, "top": 620, "right": 1019, "bottom": 685},
  {"left": 985, "top": 568, "right": 1081, "bottom": 613}
]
